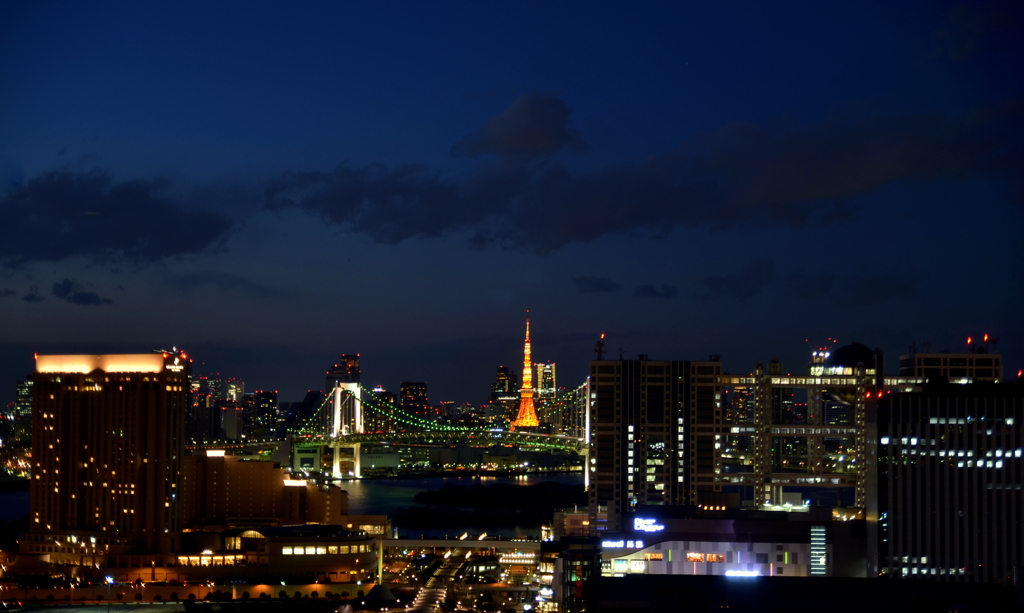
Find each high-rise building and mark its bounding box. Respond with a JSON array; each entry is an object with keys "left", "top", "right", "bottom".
[
  {"left": 534, "top": 361, "right": 557, "bottom": 427},
  {"left": 326, "top": 354, "right": 361, "bottom": 436},
  {"left": 14, "top": 375, "right": 33, "bottom": 444},
  {"left": 400, "top": 382, "right": 429, "bottom": 426},
  {"left": 325, "top": 354, "right": 361, "bottom": 389},
  {"left": 898, "top": 343, "right": 1003, "bottom": 383},
  {"left": 188, "top": 373, "right": 221, "bottom": 443},
  {"left": 252, "top": 390, "right": 278, "bottom": 440},
  {"left": 586, "top": 356, "right": 722, "bottom": 531},
  {"left": 879, "top": 381, "right": 1023, "bottom": 583},
  {"left": 366, "top": 386, "right": 396, "bottom": 432},
  {"left": 23, "top": 352, "right": 188, "bottom": 559},
  {"left": 535, "top": 362, "right": 557, "bottom": 399},
  {"left": 223, "top": 377, "right": 244, "bottom": 402},
  {"left": 491, "top": 365, "right": 519, "bottom": 423},
  {"left": 491, "top": 365, "right": 517, "bottom": 401}
]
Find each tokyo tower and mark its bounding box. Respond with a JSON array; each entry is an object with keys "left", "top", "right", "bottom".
[{"left": 510, "top": 315, "right": 540, "bottom": 430}]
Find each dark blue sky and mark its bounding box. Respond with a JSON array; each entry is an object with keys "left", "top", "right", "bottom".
[{"left": 2, "top": 1, "right": 1022, "bottom": 405}]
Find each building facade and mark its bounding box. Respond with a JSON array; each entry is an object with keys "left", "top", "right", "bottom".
[
  {"left": 25, "top": 352, "right": 189, "bottom": 558},
  {"left": 898, "top": 350, "right": 1003, "bottom": 384},
  {"left": 586, "top": 356, "right": 723, "bottom": 531},
  {"left": 399, "top": 382, "right": 429, "bottom": 426},
  {"left": 13, "top": 375, "right": 33, "bottom": 444},
  {"left": 879, "top": 382, "right": 1023, "bottom": 583}
]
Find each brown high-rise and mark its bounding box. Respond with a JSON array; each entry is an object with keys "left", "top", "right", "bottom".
[{"left": 24, "top": 353, "right": 188, "bottom": 559}]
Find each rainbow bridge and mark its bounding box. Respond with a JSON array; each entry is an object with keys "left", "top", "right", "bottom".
[{"left": 282, "top": 383, "right": 588, "bottom": 477}]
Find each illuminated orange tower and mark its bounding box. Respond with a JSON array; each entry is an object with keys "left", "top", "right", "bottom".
[{"left": 510, "top": 315, "right": 540, "bottom": 430}]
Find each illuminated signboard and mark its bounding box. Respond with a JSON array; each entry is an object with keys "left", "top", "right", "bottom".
[
  {"left": 602, "top": 540, "right": 644, "bottom": 549},
  {"left": 166, "top": 357, "right": 185, "bottom": 373},
  {"left": 613, "top": 559, "right": 628, "bottom": 571},
  {"left": 634, "top": 518, "right": 665, "bottom": 532},
  {"left": 725, "top": 570, "right": 760, "bottom": 577}
]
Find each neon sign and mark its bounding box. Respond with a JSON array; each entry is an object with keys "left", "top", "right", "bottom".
[
  {"left": 602, "top": 540, "right": 645, "bottom": 549},
  {"left": 634, "top": 518, "right": 665, "bottom": 532}
]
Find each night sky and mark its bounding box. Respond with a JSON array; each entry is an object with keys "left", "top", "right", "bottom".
[{"left": 2, "top": 1, "right": 1022, "bottom": 406}]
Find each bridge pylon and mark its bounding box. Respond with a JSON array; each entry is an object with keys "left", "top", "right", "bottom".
[
  {"left": 332, "top": 441, "right": 361, "bottom": 479},
  {"left": 332, "top": 382, "right": 363, "bottom": 436}
]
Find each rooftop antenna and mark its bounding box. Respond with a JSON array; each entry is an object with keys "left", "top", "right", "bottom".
[{"left": 594, "top": 333, "right": 606, "bottom": 360}]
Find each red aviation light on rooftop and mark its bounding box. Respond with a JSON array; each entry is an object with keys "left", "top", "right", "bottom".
[{"left": 967, "top": 337, "right": 973, "bottom": 345}]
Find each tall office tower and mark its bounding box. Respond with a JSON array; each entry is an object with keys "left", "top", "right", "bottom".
[
  {"left": 491, "top": 366, "right": 519, "bottom": 423},
  {"left": 223, "top": 377, "right": 244, "bottom": 402},
  {"left": 220, "top": 399, "right": 244, "bottom": 440},
  {"left": 879, "top": 382, "right": 1023, "bottom": 583},
  {"left": 14, "top": 376, "right": 33, "bottom": 444},
  {"left": 556, "top": 387, "right": 588, "bottom": 439},
  {"left": 400, "top": 382, "right": 429, "bottom": 426},
  {"left": 326, "top": 354, "right": 361, "bottom": 388},
  {"left": 252, "top": 390, "right": 278, "bottom": 440},
  {"left": 491, "top": 365, "right": 517, "bottom": 401},
  {"left": 534, "top": 362, "right": 557, "bottom": 426},
  {"left": 535, "top": 362, "right": 557, "bottom": 399},
  {"left": 284, "top": 390, "right": 327, "bottom": 434},
  {"left": 722, "top": 386, "right": 753, "bottom": 459},
  {"left": 187, "top": 374, "right": 221, "bottom": 443},
  {"left": 587, "top": 356, "right": 722, "bottom": 531},
  {"left": 326, "top": 354, "right": 362, "bottom": 436},
  {"left": 24, "top": 352, "right": 188, "bottom": 558},
  {"left": 367, "top": 386, "right": 396, "bottom": 432},
  {"left": 511, "top": 317, "right": 540, "bottom": 430}
]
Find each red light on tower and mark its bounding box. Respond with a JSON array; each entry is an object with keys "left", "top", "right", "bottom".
[
  {"left": 983, "top": 334, "right": 989, "bottom": 343},
  {"left": 967, "top": 337, "right": 972, "bottom": 345}
]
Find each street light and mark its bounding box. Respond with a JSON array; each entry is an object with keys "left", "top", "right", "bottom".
[{"left": 105, "top": 576, "right": 113, "bottom": 613}]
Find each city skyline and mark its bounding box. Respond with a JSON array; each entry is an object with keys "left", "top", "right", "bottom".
[{"left": 2, "top": 1, "right": 1022, "bottom": 405}]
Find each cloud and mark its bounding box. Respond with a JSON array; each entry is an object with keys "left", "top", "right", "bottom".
[
  {"left": 166, "top": 271, "right": 287, "bottom": 298},
  {"left": 634, "top": 284, "right": 678, "bottom": 299},
  {"left": 452, "top": 93, "right": 588, "bottom": 162},
  {"left": 269, "top": 95, "right": 1023, "bottom": 253},
  {"left": 22, "top": 289, "right": 43, "bottom": 302},
  {"left": 52, "top": 278, "right": 113, "bottom": 306},
  {"left": 698, "top": 261, "right": 774, "bottom": 302},
  {"left": 0, "top": 169, "right": 233, "bottom": 266},
  {"left": 572, "top": 276, "right": 622, "bottom": 293},
  {"left": 0, "top": 289, "right": 14, "bottom": 298},
  {"left": 266, "top": 163, "right": 483, "bottom": 243}
]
